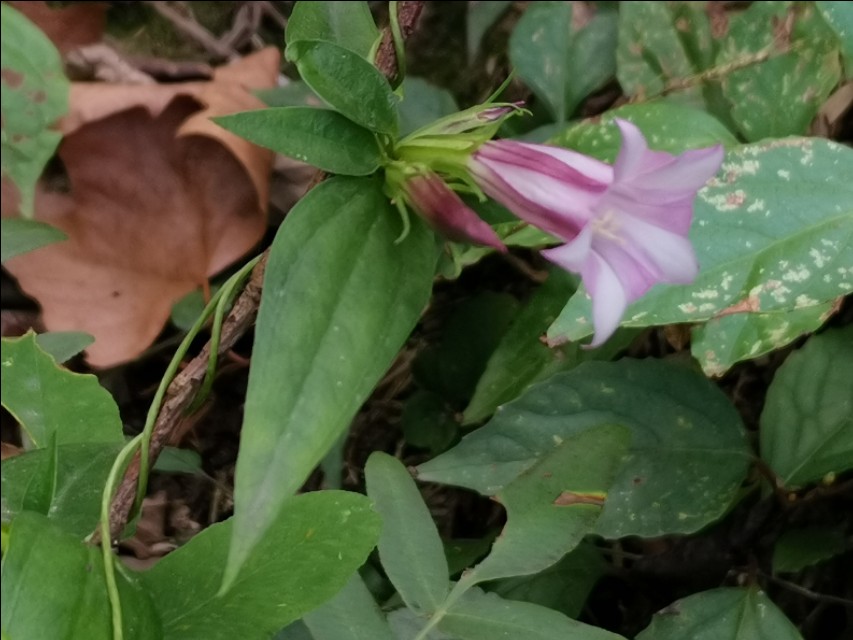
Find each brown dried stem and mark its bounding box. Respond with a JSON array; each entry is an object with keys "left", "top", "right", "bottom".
[{"left": 103, "top": 1, "right": 425, "bottom": 543}]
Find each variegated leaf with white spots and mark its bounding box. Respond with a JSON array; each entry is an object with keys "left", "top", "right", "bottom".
[{"left": 548, "top": 138, "right": 853, "bottom": 375}]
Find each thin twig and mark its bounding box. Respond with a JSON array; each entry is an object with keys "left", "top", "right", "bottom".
[
  {"left": 146, "top": 1, "right": 237, "bottom": 60},
  {"left": 764, "top": 573, "right": 853, "bottom": 607},
  {"left": 103, "top": 1, "right": 426, "bottom": 543}
]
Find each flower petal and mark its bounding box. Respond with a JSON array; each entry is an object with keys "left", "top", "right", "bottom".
[
  {"left": 612, "top": 119, "right": 724, "bottom": 191},
  {"left": 592, "top": 213, "right": 699, "bottom": 300},
  {"left": 540, "top": 224, "right": 594, "bottom": 273},
  {"left": 470, "top": 141, "right": 611, "bottom": 240},
  {"left": 541, "top": 227, "right": 626, "bottom": 347},
  {"left": 404, "top": 174, "right": 506, "bottom": 251},
  {"left": 584, "top": 252, "right": 628, "bottom": 347}
]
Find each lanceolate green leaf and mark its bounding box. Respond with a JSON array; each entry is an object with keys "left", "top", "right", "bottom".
[
  {"left": 1, "top": 443, "right": 122, "bottom": 537},
  {"left": 286, "top": 40, "right": 398, "bottom": 134},
  {"left": 142, "top": 491, "right": 380, "bottom": 640},
  {"left": 509, "top": 1, "right": 573, "bottom": 121},
  {"left": 467, "top": 1, "right": 512, "bottom": 62},
  {"left": 772, "top": 527, "right": 849, "bottom": 573},
  {"left": 225, "top": 176, "right": 436, "bottom": 588},
  {"left": 0, "top": 333, "right": 123, "bottom": 447},
  {"left": 366, "top": 452, "right": 450, "bottom": 614},
  {"left": 508, "top": 1, "right": 619, "bottom": 121},
  {"left": 0, "top": 4, "right": 69, "bottom": 217},
  {"left": 420, "top": 360, "right": 751, "bottom": 538},
  {"left": 215, "top": 108, "right": 382, "bottom": 176},
  {"left": 760, "top": 325, "right": 853, "bottom": 487},
  {"left": 303, "top": 574, "right": 395, "bottom": 640},
  {"left": 285, "top": 1, "right": 379, "bottom": 59},
  {"left": 1, "top": 512, "right": 161, "bottom": 640},
  {"left": 1, "top": 218, "right": 67, "bottom": 262},
  {"left": 439, "top": 588, "right": 626, "bottom": 640},
  {"left": 636, "top": 588, "right": 802, "bottom": 640},
  {"left": 548, "top": 138, "right": 853, "bottom": 375}
]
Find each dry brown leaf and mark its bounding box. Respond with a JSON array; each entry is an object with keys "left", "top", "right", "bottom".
[
  {"left": 3, "top": 49, "right": 280, "bottom": 367},
  {"left": 8, "top": 1, "right": 107, "bottom": 56}
]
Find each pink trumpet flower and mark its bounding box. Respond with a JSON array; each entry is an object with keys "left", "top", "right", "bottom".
[{"left": 469, "top": 119, "right": 724, "bottom": 346}]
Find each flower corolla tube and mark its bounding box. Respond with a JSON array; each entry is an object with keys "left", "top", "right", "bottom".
[{"left": 468, "top": 119, "right": 724, "bottom": 346}]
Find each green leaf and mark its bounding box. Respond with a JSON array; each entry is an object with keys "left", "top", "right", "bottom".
[
  {"left": 445, "top": 536, "right": 497, "bottom": 577},
  {"left": 718, "top": 2, "right": 842, "bottom": 140},
  {"left": 509, "top": 1, "right": 573, "bottom": 121},
  {"left": 152, "top": 447, "right": 202, "bottom": 475},
  {"left": 303, "top": 574, "right": 395, "bottom": 640},
  {"left": 457, "top": 426, "right": 629, "bottom": 589},
  {"left": 636, "top": 587, "right": 802, "bottom": 640},
  {"left": 1, "top": 512, "right": 161, "bottom": 640},
  {"left": 420, "top": 359, "right": 751, "bottom": 538},
  {"left": 366, "top": 452, "right": 450, "bottom": 614},
  {"left": 760, "top": 325, "right": 853, "bottom": 487},
  {"left": 215, "top": 107, "right": 382, "bottom": 176},
  {"left": 438, "top": 587, "right": 626, "bottom": 640},
  {"left": 488, "top": 543, "right": 607, "bottom": 619},
  {"left": 465, "top": 281, "right": 637, "bottom": 419},
  {"left": 401, "top": 390, "right": 459, "bottom": 454},
  {"left": 388, "top": 609, "right": 454, "bottom": 639},
  {"left": 170, "top": 286, "right": 217, "bottom": 331},
  {"left": 464, "top": 269, "right": 578, "bottom": 424},
  {"left": 565, "top": 9, "right": 618, "bottom": 115},
  {"left": 0, "top": 4, "right": 69, "bottom": 217},
  {"left": 616, "top": 2, "right": 707, "bottom": 108},
  {"left": 467, "top": 1, "right": 512, "bottom": 62},
  {"left": 275, "top": 621, "right": 315, "bottom": 640},
  {"left": 286, "top": 40, "right": 398, "bottom": 134},
  {"left": 142, "top": 491, "right": 380, "bottom": 639},
  {"left": 548, "top": 102, "right": 737, "bottom": 164},
  {"left": 691, "top": 300, "right": 839, "bottom": 376},
  {"left": 34, "top": 331, "right": 94, "bottom": 363},
  {"left": 226, "top": 176, "right": 436, "bottom": 588},
  {"left": 1, "top": 443, "right": 121, "bottom": 537},
  {"left": 1, "top": 333, "right": 123, "bottom": 447},
  {"left": 773, "top": 527, "right": 849, "bottom": 573},
  {"left": 398, "top": 77, "right": 458, "bottom": 137},
  {"left": 256, "top": 81, "right": 323, "bottom": 108},
  {"left": 414, "top": 292, "right": 519, "bottom": 408},
  {"left": 548, "top": 138, "right": 853, "bottom": 376},
  {"left": 1, "top": 218, "right": 67, "bottom": 262},
  {"left": 506, "top": 1, "right": 616, "bottom": 121},
  {"left": 285, "top": 1, "right": 379, "bottom": 59},
  {"left": 817, "top": 1, "right": 853, "bottom": 77}
]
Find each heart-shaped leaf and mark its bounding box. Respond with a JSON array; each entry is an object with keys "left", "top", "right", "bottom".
[
  {"left": 420, "top": 359, "right": 751, "bottom": 538},
  {"left": 1, "top": 332, "right": 123, "bottom": 447}
]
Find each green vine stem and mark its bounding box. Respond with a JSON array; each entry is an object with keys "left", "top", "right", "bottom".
[{"left": 134, "top": 255, "right": 262, "bottom": 511}]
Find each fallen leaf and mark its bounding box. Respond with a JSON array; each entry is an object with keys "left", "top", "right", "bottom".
[
  {"left": 2, "top": 49, "right": 279, "bottom": 367},
  {"left": 7, "top": 1, "right": 106, "bottom": 56}
]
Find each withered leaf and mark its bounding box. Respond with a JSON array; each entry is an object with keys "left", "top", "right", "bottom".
[{"left": 3, "top": 49, "right": 279, "bottom": 367}]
